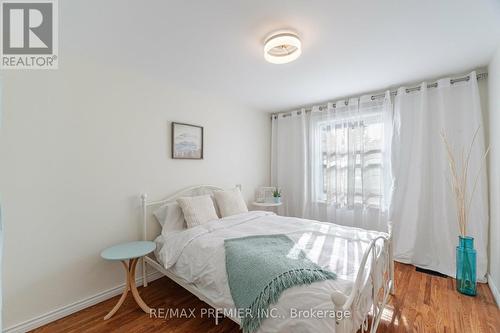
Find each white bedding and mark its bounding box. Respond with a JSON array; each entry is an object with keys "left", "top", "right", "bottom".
[{"left": 154, "top": 211, "right": 388, "bottom": 333}]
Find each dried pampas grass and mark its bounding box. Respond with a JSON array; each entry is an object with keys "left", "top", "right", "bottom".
[{"left": 440, "top": 126, "right": 489, "bottom": 236}]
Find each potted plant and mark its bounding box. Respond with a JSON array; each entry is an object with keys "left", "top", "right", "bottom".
[
  {"left": 441, "top": 127, "right": 489, "bottom": 296},
  {"left": 272, "top": 188, "right": 281, "bottom": 204}
]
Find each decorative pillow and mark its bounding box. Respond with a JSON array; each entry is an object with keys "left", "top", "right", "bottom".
[
  {"left": 214, "top": 187, "right": 248, "bottom": 217},
  {"left": 177, "top": 195, "right": 219, "bottom": 228},
  {"left": 152, "top": 202, "right": 186, "bottom": 234}
]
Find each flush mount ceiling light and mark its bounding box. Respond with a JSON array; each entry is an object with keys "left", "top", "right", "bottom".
[{"left": 264, "top": 31, "right": 301, "bottom": 64}]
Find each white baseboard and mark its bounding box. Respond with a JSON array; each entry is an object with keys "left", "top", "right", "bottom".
[
  {"left": 488, "top": 274, "right": 500, "bottom": 309},
  {"left": 3, "top": 271, "right": 164, "bottom": 333}
]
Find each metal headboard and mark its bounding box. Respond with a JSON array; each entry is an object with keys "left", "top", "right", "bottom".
[{"left": 139, "top": 184, "right": 237, "bottom": 286}]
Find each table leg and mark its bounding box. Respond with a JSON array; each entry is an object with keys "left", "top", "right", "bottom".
[
  {"left": 129, "top": 257, "right": 152, "bottom": 314},
  {"left": 103, "top": 258, "right": 151, "bottom": 320},
  {"left": 104, "top": 261, "right": 130, "bottom": 320}
]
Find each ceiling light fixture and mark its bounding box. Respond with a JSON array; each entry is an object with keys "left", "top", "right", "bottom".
[{"left": 264, "top": 31, "right": 301, "bottom": 64}]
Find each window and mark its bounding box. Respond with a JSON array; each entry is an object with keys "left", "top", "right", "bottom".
[{"left": 315, "top": 112, "right": 385, "bottom": 209}]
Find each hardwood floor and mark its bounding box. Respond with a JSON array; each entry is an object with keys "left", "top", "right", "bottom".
[{"left": 32, "top": 263, "right": 500, "bottom": 333}]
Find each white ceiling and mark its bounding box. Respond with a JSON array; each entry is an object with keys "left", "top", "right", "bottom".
[{"left": 63, "top": 0, "right": 500, "bottom": 112}]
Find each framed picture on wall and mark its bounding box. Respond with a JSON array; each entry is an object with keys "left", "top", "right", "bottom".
[{"left": 171, "top": 122, "right": 204, "bottom": 159}]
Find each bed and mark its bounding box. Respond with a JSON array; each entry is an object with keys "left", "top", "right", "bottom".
[{"left": 140, "top": 185, "right": 394, "bottom": 333}]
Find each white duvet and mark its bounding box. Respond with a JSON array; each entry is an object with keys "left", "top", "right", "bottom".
[{"left": 154, "top": 211, "right": 388, "bottom": 333}]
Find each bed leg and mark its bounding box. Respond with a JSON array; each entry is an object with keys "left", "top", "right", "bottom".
[
  {"left": 215, "top": 309, "right": 222, "bottom": 326},
  {"left": 390, "top": 260, "right": 395, "bottom": 295},
  {"left": 389, "top": 241, "right": 395, "bottom": 295},
  {"left": 141, "top": 193, "right": 148, "bottom": 288}
]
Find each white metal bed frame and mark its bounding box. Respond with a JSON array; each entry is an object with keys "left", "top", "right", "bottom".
[{"left": 140, "top": 185, "right": 395, "bottom": 332}]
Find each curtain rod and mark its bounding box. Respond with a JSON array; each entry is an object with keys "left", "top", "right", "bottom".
[{"left": 271, "top": 71, "right": 488, "bottom": 119}]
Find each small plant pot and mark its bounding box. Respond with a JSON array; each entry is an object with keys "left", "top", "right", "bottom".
[{"left": 273, "top": 197, "right": 281, "bottom": 204}]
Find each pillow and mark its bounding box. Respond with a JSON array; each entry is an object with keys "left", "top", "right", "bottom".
[
  {"left": 213, "top": 187, "right": 248, "bottom": 217},
  {"left": 177, "top": 195, "right": 219, "bottom": 228},
  {"left": 152, "top": 202, "right": 186, "bottom": 234},
  {"left": 210, "top": 195, "right": 221, "bottom": 218}
]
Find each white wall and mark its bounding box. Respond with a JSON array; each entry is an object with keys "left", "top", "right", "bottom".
[
  {"left": 0, "top": 58, "right": 270, "bottom": 328},
  {"left": 488, "top": 45, "right": 500, "bottom": 306}
]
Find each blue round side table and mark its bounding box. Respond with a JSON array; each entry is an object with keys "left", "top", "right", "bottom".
[{"left": 101, "top": 241, "right": 156, "bottom": 320}]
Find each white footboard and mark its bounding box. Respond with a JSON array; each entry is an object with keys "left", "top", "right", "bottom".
[{"left": 333, "top": 233, "right": 394, "bottom": 333}]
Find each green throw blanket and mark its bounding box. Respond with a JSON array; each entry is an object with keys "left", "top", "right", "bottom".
[{"left": 224, "top": 234, "right": 336, "bottom": 333}]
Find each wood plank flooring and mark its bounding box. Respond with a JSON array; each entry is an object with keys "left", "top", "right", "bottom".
[{"left": 32, "top": 263, "right": 500, "bottom": 333}]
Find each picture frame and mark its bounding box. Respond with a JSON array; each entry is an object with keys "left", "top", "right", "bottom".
[{"left": 171, "top": 122, "right": 204, "bottom": 159}]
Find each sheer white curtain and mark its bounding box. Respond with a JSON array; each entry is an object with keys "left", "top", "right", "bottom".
[
  {"left": 390, "top": 71, "right": 488, "bottom": 281},
  {"left": 271, "top": 93, "right": 393, "bottom": 232},
  {"left": 307, "top": 93, "right": 393, "bottom": 232}
]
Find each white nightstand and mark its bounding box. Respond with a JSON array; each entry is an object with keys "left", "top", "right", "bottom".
[{"left": 252, "top": 201, "right": 282, "bottom": 214}]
